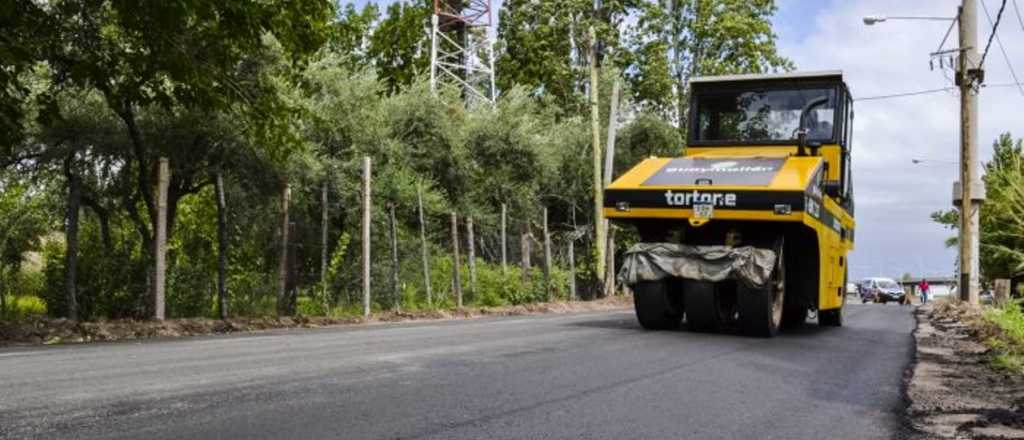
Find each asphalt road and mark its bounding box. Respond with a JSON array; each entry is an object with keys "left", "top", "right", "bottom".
[{"left": 0, "top": 303, "right": 915, "bottom": 440}]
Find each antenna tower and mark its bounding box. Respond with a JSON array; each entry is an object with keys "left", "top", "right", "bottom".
[{"left": 429, "top": 0, "right": 497, "bottom": 104}]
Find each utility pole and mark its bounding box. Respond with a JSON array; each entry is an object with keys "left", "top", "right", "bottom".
[
  {"left": 588, "top": 26, "right": 606, "bottom": 288},
  {"left": 957, "top": 0, "right": 981, "bottom": 305}
]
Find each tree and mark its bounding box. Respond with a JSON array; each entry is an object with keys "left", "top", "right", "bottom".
[
  {"left": 367, "top": 1, "right": 431, "bottom": 95},
  {"left": 32, "top": 0, "right": 332, "bottom": 316},
  {"left": 932, "top": 133, "right": 1024, "bottom": 281},
  {"left": 0, "top": 172, "right": 52, "bottom": 316},
  {"left": 0, "top": 1, "right": 52, "bottom": 149},
  {"left": 629, "top": 0, "right": 793, "bottom": 134}
]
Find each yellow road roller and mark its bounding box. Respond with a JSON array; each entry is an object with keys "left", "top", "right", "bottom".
[{"left": 607, "top": 71, "right": 855, "bottom": 337}]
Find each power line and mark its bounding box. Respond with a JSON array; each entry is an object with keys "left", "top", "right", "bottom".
[
  {"left": 1012, "top": 0, "right": 1024, "bottom": 32},
  {"left": 981, "top": 0, "right": 1024, "bottom": 95},
  {"left": 978, "top": 0, "right": 1008, "bottom": 70},
  {"left": 855, "top": 87, "right": 956, "bottom": 101},
  {"left": 856, "top": 82, "right": 1024, "bottom": 101}
]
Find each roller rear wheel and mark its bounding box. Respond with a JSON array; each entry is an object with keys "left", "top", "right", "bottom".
[
  {"left": 737, "top": 242, "right": 785, "bottom": 337},
  {"left": 684, "top": 280, "right": 721, "bottom": 332},
  {"left": 633, "top": 280, "right": 683, "bottom": 330}
]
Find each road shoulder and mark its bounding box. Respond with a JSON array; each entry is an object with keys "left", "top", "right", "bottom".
[{"left": 906, "top": 303, "right": 1024, "bottom": 439}]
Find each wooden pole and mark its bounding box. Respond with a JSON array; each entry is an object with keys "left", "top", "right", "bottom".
[
  {"left": 418, "top": 184, "right": 432, "bottom": 306},
  {"left": 286, "top": 221, "right": 298, "bottom": 315},
  {"left": 65, "top": 174, "right": 80, "bottom": 321},
  {"left": 389, "top": 203, "right": 400, "bottom": 310},
  {"left": 603, "top": 78, "right": 620, "bottom": 297},
  {"left": 588, "top": 26, "right": 606, "bottom": 289},
  {"left": 543, "top": 207, "right": 552, "bottom": 301},
  {"left": 570, "top": 206, "right": 578, "bottom": 300},
  {"left": 568, "top": 238, "right": 576, "bottom": 301},
  {"left": 321, "top": 179, "right": 329, "bottom": 309},
  {"left": 501, "top": 203, "right": 507, "bottom": 275},
  {"left": 467, "top": 216, "right": 477, "bottom": 300},
  {"left": 451, "top": 212, "right": 463, "bottom": 309},
  {"left": 154, "top": 158, "right": 169, "bottom": 320},
  {"left": 362, "top": 156, "right": 371, "bottom": 317},
  {"left": 215, "top": 173, "right": 228, "bottom": 320},
  {"left": 276, "top": 183, "right": 290, "bottom": 318},
  {"left": 521, "top": 228, "right": 531, "bottom": 284}
]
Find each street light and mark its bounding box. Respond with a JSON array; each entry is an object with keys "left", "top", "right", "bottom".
[
  {"left": 911, "top": 158, "right": 957, "bottom": 165},
  {"left": 862, "top": 15, "right": 956, "bottom": 25}
]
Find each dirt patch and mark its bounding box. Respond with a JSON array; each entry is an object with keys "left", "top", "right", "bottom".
[
  {"left": 907, "top": 302, "right": 1024, "bottom": 439},
  {"left": 0, "top": 296, "right": 632, "bottom": 347}
]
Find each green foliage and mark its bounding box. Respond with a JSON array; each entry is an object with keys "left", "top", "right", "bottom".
[
  {"left": 5, "top": 0, "right": 797, "bottom": 321},
  {"left": 982, "top": 300, "right": 1024, "bottom": 373},
  {"left": 367, "top": 1, "right": 431, "bottom": 95}
]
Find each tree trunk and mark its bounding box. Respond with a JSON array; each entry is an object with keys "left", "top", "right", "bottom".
[
  {"left": 467, "top": 216, "right": 476, "bottom": 300},
  {"left": 277, "top": 184, "right": 291, "bottom": 318},
  {"left": 451, "top": 212, "right": 462, "bottom": 309},
  {"left": 417, "top": 184, "right": 432, "bottom": 306},
  {"left": 153, "top": 158, "right": 169, "bottom": 320},
  {"left": 215, "top": 173, "right": 228, "bottom": 320},
  {"left": 389, "top": 204, "right": 400, "bottom": 310},
  {"left": 65, "top": 174, "right": 81, "bottom": 321}
]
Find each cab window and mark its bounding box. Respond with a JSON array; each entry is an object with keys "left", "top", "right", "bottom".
[{"left": 694, "top": 87, "right": 837, "bottom": 143}]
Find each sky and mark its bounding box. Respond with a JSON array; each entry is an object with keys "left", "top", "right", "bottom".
[
  {"left": 774, "top": 0, "right": 1024, "bottom": 280},
  {"left": 349, "top": 0, "right": 1024, "bottom": 280}
]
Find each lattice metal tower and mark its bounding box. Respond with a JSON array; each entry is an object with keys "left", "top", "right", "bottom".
[{"left": 429, "top": 0, "right": 497, "bottom": 104}]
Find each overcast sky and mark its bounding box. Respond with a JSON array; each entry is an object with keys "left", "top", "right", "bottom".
[
  {"left": 774, "top": 0, "right": 1024, "bottom": 280},
  {"left": 352, "top": 0, "right": 1024, "bottom": 280}
]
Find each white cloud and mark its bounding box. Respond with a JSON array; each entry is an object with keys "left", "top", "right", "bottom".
[{"left": 777, "top": 0, "right": 1024, "bottom": 280}]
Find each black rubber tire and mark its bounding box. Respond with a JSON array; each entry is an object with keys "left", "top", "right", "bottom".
[
  {"left": 738, "top": 281, "right": 783, "bottom": 337},
  {"left": 683, "top": 280, "right": 720, "bottom": 332},
  {"left": 633, "top": 280, "right": 683, "bottom": 330},
  {"left": 819, "top": 307, "right": 843, "bottom": 326}
]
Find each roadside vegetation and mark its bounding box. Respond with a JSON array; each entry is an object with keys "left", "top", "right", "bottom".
[
  {"left": 1, "top": 0, "right": 792, "bottom": 324},
  {"left": 980, "top": 300, "right": 1024, "bottom": 373}
]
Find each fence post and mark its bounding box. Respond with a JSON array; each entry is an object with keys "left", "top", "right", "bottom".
[
  {"left": 521, "top": 227, "right": 531, "bottom": 284},
  {"left": 501, "top": 203, "right": 507, "bottom": 275},
  {"left": 467, "top": 216, "right": 477, "bottom": 300},
  {"left": 568, "top": 238, "right": 576, "bottom": 301},
  {"left": 418, "top": 184, "right": 432, "bottom": 306},
  {"left": 154, "top": 158, "right": 169, "bottom": 320},
  {"left": 216, "top": 173, "right": 229, "bottom": 319},
  {"left": 321, "top": 179, "right": 329, "bottom": 310},
  {"left": 451, "top": 212, "right": 463, "bottom": 308},
  {"left": 362, "top": 156, "right": 371, "bottom": 317},
  {"left": 389, "top": 203, "right": 400, "bottom": 311},
  {"left": 543, "top": 207, "right": 552, "bottom": 301},
  {"left": 605, "top": 227, "right": 616, "bottom": 297}
]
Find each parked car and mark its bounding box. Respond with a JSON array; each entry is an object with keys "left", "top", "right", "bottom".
[{"left": 859, "top": 277, "right": 906, "bottom": 304}]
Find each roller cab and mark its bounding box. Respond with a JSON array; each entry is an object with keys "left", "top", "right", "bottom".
[{"left": 608, "top": 71, "right": 855, "bottom": 336}]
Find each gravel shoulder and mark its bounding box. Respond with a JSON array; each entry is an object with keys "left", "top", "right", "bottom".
[
  {"left": 0, "top": 296, "right": 631, "bottom": 347},
  {"left": 907, "top": 303, "right": 1024, "bottom": 439}
]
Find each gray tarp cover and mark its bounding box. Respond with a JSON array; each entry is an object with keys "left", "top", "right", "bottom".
[{"left": 617, "top": 243, "right": 777, "bottom": 288}]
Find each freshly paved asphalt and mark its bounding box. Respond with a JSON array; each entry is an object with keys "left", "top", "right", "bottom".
[{"left": 0, "top": 303, "right": 915, "bottom": 439}]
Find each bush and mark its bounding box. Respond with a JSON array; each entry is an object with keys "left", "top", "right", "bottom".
[{"left": 982, "top": 299, "right": 1024, "bottom": 373}]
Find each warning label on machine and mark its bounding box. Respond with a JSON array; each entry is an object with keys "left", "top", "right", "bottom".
[{"left": 641, "top": 158, "right": 784, "bottom": 187}]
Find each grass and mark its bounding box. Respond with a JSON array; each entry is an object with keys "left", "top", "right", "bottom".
[
  {"left": 981, "top": 299, "right": 1024, "bottom": 374},
  {"left": 0, "top": 295, "right": 48, "bottom": 321}
]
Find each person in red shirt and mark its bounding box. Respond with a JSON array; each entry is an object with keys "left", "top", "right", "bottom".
[{"left": 918, "top": 279, "right": 930, "bottom": 304}]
